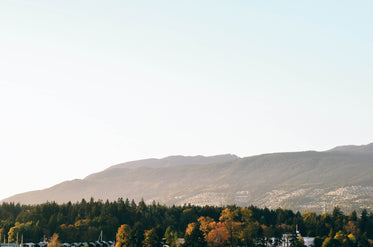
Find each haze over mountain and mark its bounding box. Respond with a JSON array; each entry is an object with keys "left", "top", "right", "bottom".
[
  {"left": 328, "top": 143, "right": 373, "bottom": 153},
  {"left": 106, "top": 154, "right": 239, "bottom": 169},
  {"left": 3, "top": 144, "right": 373, "bottom": 213}
]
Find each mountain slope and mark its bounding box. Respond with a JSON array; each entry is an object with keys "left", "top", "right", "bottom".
[
  {"left": 327, "top": 143, "right": 373, "bottom": 153},
  {"left": 104, "top": 154, "right": 239, "bottom": 170},
  {"left": 3, "top": 145, "right": 373, "bottom": 213}
]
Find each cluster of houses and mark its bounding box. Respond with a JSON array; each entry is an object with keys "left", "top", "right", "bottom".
[
  {"left": 0, "top": 241, "right": 115, "bottom": 247},
  {"left": 60, "top": 241, "right": 115, "bottom": 247}
]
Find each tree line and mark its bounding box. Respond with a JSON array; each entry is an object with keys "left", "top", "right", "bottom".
[{"left": 0, "top": 198, "right": 372, "bottom": 246}]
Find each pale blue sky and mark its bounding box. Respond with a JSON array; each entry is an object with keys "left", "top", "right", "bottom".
[{"left": 0, "top": 1, "right": 372, "bottom": 200}]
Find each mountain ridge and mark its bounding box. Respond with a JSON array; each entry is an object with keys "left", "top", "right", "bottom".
[
  {"left": 327, "top": 142, "right": 373, "bottom": 153},
  {"left": 104, "top": 154, "right": 239, "bottom": 170},
  {"left": 3, "top": 144, "right": 373, "bottom": 213}
]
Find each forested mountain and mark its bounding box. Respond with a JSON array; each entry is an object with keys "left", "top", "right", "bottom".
[{"left": 2, "top": 145, "right": 373, "bottom": 213}]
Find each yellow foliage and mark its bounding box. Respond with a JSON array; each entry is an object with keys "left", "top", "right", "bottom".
[
  {"left": 198, "top": 216, "right": 215, "bottom": 238},
  {"left": 348, "top": 233, "right": 356, "bottom": 243},
  {"left": 47, "top": 233, "right": 60, "bottom": 247}
]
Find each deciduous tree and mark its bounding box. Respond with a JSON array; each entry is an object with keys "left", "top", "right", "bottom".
[
  {"left": 143, "top": 228, "right": 158, "bottom": 247},
  {"left": 116, "top": 224, "right": 134, "bottom": 247},
  {"left": 47, "top": 233, "right": 60, "bottom": 247},
  {"left": 184, "top": 222, "right": 206, "bottom": 247}
]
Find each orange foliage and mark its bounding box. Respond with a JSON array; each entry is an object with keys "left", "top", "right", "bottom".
[
  {"left": 206, "top": 222, "right": 230, "bottom": 247},
  {"left": 198, "top": 216, "right": 215, "bottom": 238},
  {"left": 185, "top": 222, "right": 197, "bottom": 236},
  {"left": 346, "top": 221, "right": 358, "bottom": 235}
]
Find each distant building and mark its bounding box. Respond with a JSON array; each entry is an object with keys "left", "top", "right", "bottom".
[
  {"left": 176, "top": 238, "right": 185, "bottom": 245},
  {"left": 0, "top": 244, "right": 17, "bottom": 247},
  {"left": 303, "top": 237, "right": 315, "bottom": 247}
]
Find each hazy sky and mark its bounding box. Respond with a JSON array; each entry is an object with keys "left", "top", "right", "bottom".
[{"left": 1, "top": 0, "right": 373, "bottom": 200}]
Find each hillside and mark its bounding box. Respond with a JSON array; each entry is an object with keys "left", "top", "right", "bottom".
[
  {"left": 3, "top": 145, "right": 373, "bottom": 213},
  {"left": 104, "top": 154, "right": 239, "bottom": 169}
]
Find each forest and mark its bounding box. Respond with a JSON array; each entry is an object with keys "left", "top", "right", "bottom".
[{"left": 0, "top": 198, "right": 372, "bottom": 247}]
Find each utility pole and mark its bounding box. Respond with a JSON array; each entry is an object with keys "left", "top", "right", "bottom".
[{"left": 98, "top": 230, "right": 103, "bottom": 242}]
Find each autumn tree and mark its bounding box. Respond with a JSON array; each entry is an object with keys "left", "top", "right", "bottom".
[
  {"left": 240, "top": 208, "right": 254, "bottom": 224},
  {"left": 322, "top": 237, "right": 341, "bottom": 247},
  {"left": 143, "top": 228, "right": 159, "bottom": 247},
  {"left": 197, "top": 216, "right": 215, "bottom": 239},
  {"left": 219, "top": 208, "right": 241, "bottom": 246},
  {"left": 206, "top": 222, "right": 229, "bottom": 247},
  {"left": 7, "top": 221, "right": 38, "bottom": 243},
  {"left": 47, "top": 233, "right": 60, "bottom": 247},
  {"left": 116, "top": 224, "right": 134, "bottom": 247},
  {"left": 8, "top": 222, "right": 24, "bottom": 243},
  {"left": 184, "top": 222, "right": 206, "bottom": 247}
]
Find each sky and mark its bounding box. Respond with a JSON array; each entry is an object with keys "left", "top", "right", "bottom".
[{"left": 0, "top": 0, "right": 373, "bottom": 201}]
